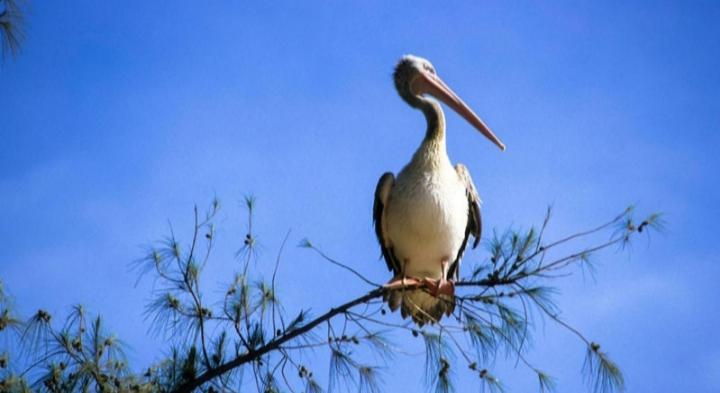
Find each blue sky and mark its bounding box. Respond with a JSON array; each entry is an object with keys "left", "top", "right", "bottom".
[{"left": 1, "top": 1, "right": 719, "bottom": 392}]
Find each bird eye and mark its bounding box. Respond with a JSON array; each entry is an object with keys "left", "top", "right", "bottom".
[{"left": 423, "top": 63, "right": 435, "bottom": 74}]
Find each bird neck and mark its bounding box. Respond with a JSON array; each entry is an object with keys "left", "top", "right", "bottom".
[
  {"left": 412, "top": 98, "right": 448, "bottom": 164},
  {"left": 420, "top": 98, "right": 446, "bottom": 144}
]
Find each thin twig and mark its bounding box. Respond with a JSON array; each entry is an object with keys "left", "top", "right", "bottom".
[{"left": 308, "top": 246, "right": 382, "bottom": 287}]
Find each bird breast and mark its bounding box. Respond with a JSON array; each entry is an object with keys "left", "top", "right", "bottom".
[{"left": 384, "top": 163, "right": 468, "bottom": 279}]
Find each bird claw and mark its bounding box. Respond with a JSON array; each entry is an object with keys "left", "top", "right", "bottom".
[
  {"left": 384, "top": 276, "right": 455, "bottom": 297},
  {"left": 423, "top": 277, "right": 455, "bottom": 298}
]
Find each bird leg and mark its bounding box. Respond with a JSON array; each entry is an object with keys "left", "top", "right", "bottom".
[
  {"left": 423, "top": 260, "right": 455, "bottom": 298},
  {"left": 384, "top": 259, "right": 421, "bottom": 290}
]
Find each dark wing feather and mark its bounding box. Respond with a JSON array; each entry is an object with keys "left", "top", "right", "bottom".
[
  {"left": 373, "top": 172, "right": 400, "bottom": 274},
  {"left": 447, "top": 164, "right": 482, "bottom": 280}
]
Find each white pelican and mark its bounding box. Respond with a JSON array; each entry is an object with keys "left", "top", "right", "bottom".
[{"left": 374, "top": 55, "right": 505, "bottom": 325}]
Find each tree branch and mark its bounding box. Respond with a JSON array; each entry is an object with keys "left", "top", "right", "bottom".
[
  {"left": 174, "top": 287, "right": 386, "bottom": 392},
  {"left": 2, "top": 203, "right": 657, "bottom": 393}
]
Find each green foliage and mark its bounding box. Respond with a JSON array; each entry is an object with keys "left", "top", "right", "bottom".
[
  {"left": 328, "top": 348, "right": 356, "bottom": 392},
  {"left": 584, "top": 343, "right": 625, "bottom": 393},
  {"left": 0, "top": 303, "right": 137, "bottom": 392},
  {"left": 537, "top": 370, "right": 557, "bottom": 393},
  {"left": 0, "top": 201, "right": 661, "bottom": 392},
  {"left": 0, "top": 0, "right": 24, "bottom": 59}
]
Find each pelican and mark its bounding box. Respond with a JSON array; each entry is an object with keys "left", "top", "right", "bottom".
[{"left": 374, "top": 55, "right": 505, "bottom": 325}]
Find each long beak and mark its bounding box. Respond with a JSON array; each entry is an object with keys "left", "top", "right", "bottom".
[{"left": 411, "top": 70, "right": 505, "bottom": 151}]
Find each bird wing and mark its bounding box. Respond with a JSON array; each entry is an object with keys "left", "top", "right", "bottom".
[
  {"left": 448, "top": 164, "right": 482, "bottom": 280},
  {"left": 373, "top": 172, "right": 400, "bottom": 274}
]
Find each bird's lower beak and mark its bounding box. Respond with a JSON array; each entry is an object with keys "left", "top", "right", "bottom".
[{"left": 411, "top": 71, "right": 506, "bottom": 151}]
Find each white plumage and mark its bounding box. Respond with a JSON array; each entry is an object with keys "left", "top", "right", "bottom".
[{"left": 384, "top": 145, "right": 468, "bottom": 280}]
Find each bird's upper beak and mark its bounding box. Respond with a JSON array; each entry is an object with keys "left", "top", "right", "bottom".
[{"left": 410, "top": 70, "right": 505, "bottom": 151}]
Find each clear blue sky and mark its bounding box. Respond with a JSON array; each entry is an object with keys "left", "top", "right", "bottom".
[{"left": 1, "top": 1, "right": 719, "bottom": 392}]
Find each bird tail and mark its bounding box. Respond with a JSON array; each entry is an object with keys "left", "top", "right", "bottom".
[{"left": 385, "top": 289, "right": 454, "bottom": 326}]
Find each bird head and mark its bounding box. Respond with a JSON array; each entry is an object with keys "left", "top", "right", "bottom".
[{"left": 393, "top": 55, "right": 505, "bottom": 151}]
